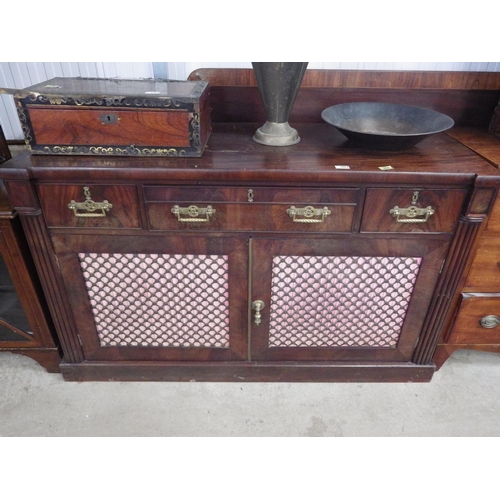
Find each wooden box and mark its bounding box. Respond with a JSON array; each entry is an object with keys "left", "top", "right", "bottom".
[{"left": 12, "top": 77, "right": 211, "bottom": 157}]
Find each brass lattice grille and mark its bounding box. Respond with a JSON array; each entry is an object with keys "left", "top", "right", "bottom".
[
  {"left": 268, "top": 255, "right": 422, "bottom": 348},
  {"left": 79, "top": 253, "right": 230, "bottom": 348}
]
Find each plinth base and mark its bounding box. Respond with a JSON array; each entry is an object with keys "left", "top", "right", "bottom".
[{"left": 253, "top": 121, "right": 301, "bottom": 146}]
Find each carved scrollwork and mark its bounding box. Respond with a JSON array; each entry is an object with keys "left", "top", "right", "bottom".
[
  {"left": 142, "top": 148, "right": 185, "bottom": 156},
  {"left": 23, "top": 94, "right": 191, "bottom": 109},
  {"left": 39, "top": 145, "right": 188, "bottom": 156},
  {"left": 16, "top": 107, "right": 33, "bottom": 143}
]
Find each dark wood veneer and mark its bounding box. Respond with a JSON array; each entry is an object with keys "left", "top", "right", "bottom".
[
  {"left": 37, "top": 184, "right": 141, "bottom": 229},
  {"left": 27, "top": 106, "right": 191, "bottom": 147},
  {"left": 190, "top": 68, "right": 500, "bottom": 90},
  {"left": 361, "top": 188, "right": 468, "bottom": 234}
]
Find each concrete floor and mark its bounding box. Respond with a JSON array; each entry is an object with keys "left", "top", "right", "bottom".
[{"left": 1, "top": 348, "right": 499, "bottom": 436}]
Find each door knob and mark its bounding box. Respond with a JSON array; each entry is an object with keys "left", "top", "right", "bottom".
[
  {"left": 251, "top": 300, "right": 265, "bottom": 325},
  {"left": 480, "top": 315, "right": 500, "bottom": 329}
]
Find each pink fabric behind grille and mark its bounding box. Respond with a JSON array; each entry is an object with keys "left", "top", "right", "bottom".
[
  {"left": 268, "top": 255, "right": 422, "bottom": 348},
  {"left": 79, "top": 253, "right": 230, "bottom": 348}
]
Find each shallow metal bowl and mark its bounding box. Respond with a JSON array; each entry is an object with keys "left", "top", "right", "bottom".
[{"left": 321, "top": 102, "right": 454, "bottom": 150}]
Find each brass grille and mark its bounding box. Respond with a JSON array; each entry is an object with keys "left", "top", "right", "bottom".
[
  {"left": 79, "top": 253, "right": 230, "bottom": 348},
  {"left": 268, "top": 255, "right": 421, "bottom": 348}
]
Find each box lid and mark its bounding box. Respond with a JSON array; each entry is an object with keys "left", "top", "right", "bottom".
[{"left": 13, "top": 77, "right": 208, "bottom": 101}]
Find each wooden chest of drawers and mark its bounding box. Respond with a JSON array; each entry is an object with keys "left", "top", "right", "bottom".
[
  {"left": 433, "top": 128, "right": 500, "bottom": 368},
  {"left": 2, "top": 122, "right": 498, "bottom": 382}
]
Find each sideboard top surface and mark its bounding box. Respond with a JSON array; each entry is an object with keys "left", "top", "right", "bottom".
[
  {"left": 3, "top": 66, "right": 500, "bottom": 186},
  {"left": 2, "top": 123, "right": 499, "bottom": 187}
]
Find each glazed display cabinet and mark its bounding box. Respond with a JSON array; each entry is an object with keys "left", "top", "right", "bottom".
[
  {"left": 0, "top": 123, "right": 60, "bottom": 371},
  {"left": 0, "top": 179, "right": 60, "bottom": 371}
]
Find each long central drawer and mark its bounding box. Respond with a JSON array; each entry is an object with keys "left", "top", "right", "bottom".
[{"left": 144, "top": 186, "right": 358, "bottom": 233}]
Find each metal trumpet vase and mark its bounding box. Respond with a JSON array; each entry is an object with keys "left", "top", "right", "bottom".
[{"left": 252, "top": 62, "right": 308, "bottom": 146}]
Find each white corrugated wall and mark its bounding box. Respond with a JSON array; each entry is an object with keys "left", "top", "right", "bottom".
[
  {"left": 0, "top": 62, "right": 154, "bottom": 141},
  {"left": 1, "top": 62, "right": 499, "bottom": 141},
  {"left": 168, "top": 62, "right": 500, "bottom": 80}
]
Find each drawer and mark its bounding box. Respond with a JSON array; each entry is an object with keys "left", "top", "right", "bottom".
[
  {"left": 464, "top": 236, "right": 500, "bottom": 290},
  {"left": 145, "top": 186, "right": 358, "bottom": 233},
  {"left": 144, "top": 186, "right": 358, "bottom": 204},
  {"left": 361, "top": 188, "right": 467, "bottom": 233},
  {"left": 38, "top": 184, "right": 141, "bottom": 229},
  {"left": 449, "top": 293, "right": 500, "bottom": 344}
]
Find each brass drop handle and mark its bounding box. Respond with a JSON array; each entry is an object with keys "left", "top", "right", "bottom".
[
  {"left": 480, "top": 315, "right": 500, "bottom": 329},
  {"left": 286, "top": 206, "right": 331, "bottom": 223},
  {"left": 171, "top": 205, "right": 215, "bottom": 223},
  {"left": 390, "top": 205, "right": 435, "bottom": 223},
  {"left": 390, "top": 190, "right": 435, "bottom": 224},
  {"left": 251, "top": 300, "right": 265, "bottom": 325},
  {"left": 68, "top": 187, "right": 113, "bottom": 218}
]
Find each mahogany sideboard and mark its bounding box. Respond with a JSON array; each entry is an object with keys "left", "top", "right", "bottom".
[{"left": 1, "top": 68, "right": 500, "bottom": 381}]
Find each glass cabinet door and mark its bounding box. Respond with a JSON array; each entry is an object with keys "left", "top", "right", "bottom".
[{"left": 0, "top": 253, "right": 35, "bottom": 344}]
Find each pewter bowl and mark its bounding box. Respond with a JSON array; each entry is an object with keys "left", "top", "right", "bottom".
[{"left": 321, "top": 102, "right": 454, "bottom": 150}]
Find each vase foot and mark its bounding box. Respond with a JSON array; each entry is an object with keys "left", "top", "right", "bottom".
[{"left": 252, "top": 121, "right": 301, "bottom": 146}]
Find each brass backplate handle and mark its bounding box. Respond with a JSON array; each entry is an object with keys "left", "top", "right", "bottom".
[
  {"left": 171, "top": 205, "right": 216, "bottom": 223},
  {"left": 390, "top": 205, "right": 435, "bottom": 223},
  {"left": 286, "top": 205, "right": 332, "bottom": 223},
  {"left": 390, "top": 190, "right": 435, "bottom": 223},
  {"left": 68, "top": 186, "right": 112, "bottom": 218},
  {"left": 480, "top": 315, "right": 500, "bottom": 329},
  {"left": 251, "top": 300, "right": 265, "bottom": 325}
]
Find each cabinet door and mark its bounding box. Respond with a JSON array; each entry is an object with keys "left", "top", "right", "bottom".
[
  {"left": 51, "top": 234, "right": 248, "bottom": 362},
  {"left": 250, "top": 237, "right": 449, "bottom": 362},
  {"left": 0, "top": 218, "right": 55, "bottom": 349},
  {"left": 0, "top": 252, "right": 34, "bottom": 345}
]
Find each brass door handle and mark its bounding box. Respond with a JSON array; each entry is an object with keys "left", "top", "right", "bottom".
[
  {"left": 480, "top": 315, "right": 500, "bottom": 329},
  {"left": 171, "top": 205, "right": 215, "bottom": 223},
  {"left": 68, "top": 187, "right": 112, "bottom": 218},
  {"left": 286, "top": 206, "right": 331, "bottom": 223},
  {"left": 251, "top": 300, "right": 265, "bottom": 325}
]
